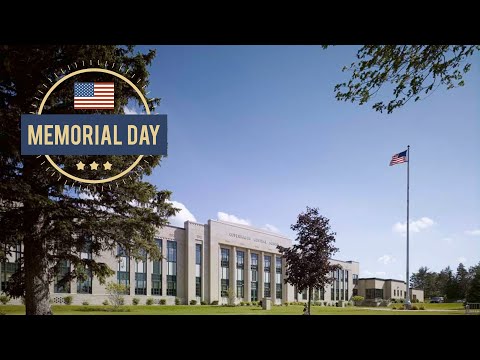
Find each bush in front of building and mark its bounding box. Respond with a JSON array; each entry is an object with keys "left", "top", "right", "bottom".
[
  {"left": 64, "top": 296, "right": 73, "bottom": 305},
  {"left": 419, "top": 306, "right": 425, "bottom": 310},
  {"left": 240, "top": 301, "right": 245, "bottom": 306},
  {"left": 105, "top": 282, "right": 127, "bottom": 309},
  {"left": 146, "top": 298, "right": 154, "bottom": 305},
  {"left": 102, "top": 300, "right": 109, "bottom": 306},
  {"left": 210, "top": 300, "right": 219, "bottom": 305},
  {"left": 391, "top": 306, "right": 396, "bottom": 309},
  {"left": 175, "top": 297, "right": 181, "bottom": 305},
  {"left": 284, "top": 302, "right": 289, "bottom": 306},
  {"left": 314, "top": 301, "right": 322, "bottom": 306},
  {"left": 82, "top": 301, "right": 89, "bottom": 306},
  {"left": 411, "top": 305, "right": 418, "bottom": 310},
  {"left": 132, "top": 298, "right": 140, "bottom": 306},
  {"left": 190, "top": 300, "right": 197, "bottom": 305},
  {"left": 258, "top": 300, "right": 263, "bottom": 307},
  {"left": 201, "top": 301, "right": 207, "bottom": 305},
  {"left": 160, "top": 299, "right": 167, "bottom": 305},
  {"left": 352, "top": 295, "right": 364, "bottom": 306},
  {"left": 397, "top": 306, "right": 404, "bottom": 310},
  {"left": 0, "top": 295, "right": 10, "bottom": 305}
]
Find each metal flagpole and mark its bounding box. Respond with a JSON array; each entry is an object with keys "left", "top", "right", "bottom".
[{"left": 406, "top": 145, "right": 411, "bottom": 309}]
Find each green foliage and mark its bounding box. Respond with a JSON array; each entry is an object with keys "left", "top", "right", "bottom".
[
  {"left": 105, "top": 282, "right": 127, "bottom": 309},
  {"left": 278, "top": 207, "right": 340, "bottom": 315},
  {"left": 352, "top": 296, "right": 364, "bottom": 303},
  {"left": 200, "top": 301, "right": 207, "bottom": 305},
  {"left": 240, "top": 301, "right": 245, "bottom": 306},
  {"left": 258, "top": 300, "right": 263, "bottom": 307},
  {"left": 132, "top": 298, "right": 140, "bottom": 306},
  {"left": 210, "top": 300, "right": 219, "bottom": 305},
  {"left": 75, "top": 306, "right": 131, "bottom": 313},
  {"left": 159, "top": 299, "right": 166, "bottom": 305},
  {"left": 0, "top": 45, "right": 178, "bottom": 314},
  {"left": 466, "top": 268, "right": 480, "bottom": 303},
  {"left": 411, "top": 306, "right": 418, "bottom": 310},
  {"left": 189, "top": 300, "right": 197, "bottom": 305},
  {"left": 0, "top": 295, "right": 10, "bottom": 305},
  {"left": 326, "top": 45, "right": 480, "bottom": 113},
  {"left": 63, "top": 296, "right": 73, "bottom": 305},
  {"left": 391, "top": 306, "right": 396, "bottom": 310},
  {"left": 323, "top": 301, "right": 327, "bottom": 306},
  {"left": 175, "top": 297, "right": 181, "bottom": 305},
  {"left": 245, "top": 302, "right": 251, "bottom": 306},
  {"left": 82, "top": 301, "right": 89, "bottom": 306},
  {"left": 283, "top": 302, "right": 289, "bottom": 306},
  {"left": 419, "top": 306, "right": 425, "bottom": 310},
  {"left": 102, "top": 300, "right": 109, "bottom": 306},
  {"left": 397, "top": 307, "right": 404, "bottom": 310},
  {"left": 146, "top": 298, "right": 154, "bottom": 306}
]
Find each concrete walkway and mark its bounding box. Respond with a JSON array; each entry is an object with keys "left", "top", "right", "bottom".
[{"left": 356, "top": 307, "right": 464, "bottom": 312}]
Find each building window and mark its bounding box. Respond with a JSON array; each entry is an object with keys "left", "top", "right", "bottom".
[
  {"left": 394, "top": 289, "right": 396, "bottom": 297},
  {"left": 1, "top": 244, "right": 21, "bottom": 292},
  {"left": 275, "top": 256, "right": 282, "bottom": 299},
  {"left": 221, "top": 248, "right": 229, "bottom": 297},
  {"left": 264, "top": 255, "right": 271, "bottom": 298},
  {"left": 167, "top": 241, "right": 177, "bottom": 296},
  {"left": 54, "top": 259, "right": 71, "bottom": 293},
  {"left": 320, "top": 287, "right": 325, "bottom": 300},
  {"left": 117, "top": 245, "right": 130, "bottom": 294},
  {"left": 77, "top": 240, "right": 92, "bottom": 294},
  {"left": 353, "top": 289, "right": 358, "bottom": 296},
  {"left": 366, "top": 288, "right": 384, "bottom": 300},
  {"left": 251, "top": 253, "right": 258, "bottom": 301},
  {"left": 302, "top": 289, "right": 308, "bottom": 300},
  {"left": 331, "top": 285, "right": 335, "bottom": 301},
  {"left": 151, "top": 239, "right": 162, "bottom": 295},
  {"left": 196, "top": 244, "right": 202, "bottom": 297},
  {"left": 237, "top": 251, "right": 244, "bottom": 299},
  {"left": 135, "top": 249, "right": 147, "bottom": 295},
  {"left": 353, "top": 274, "right": 359, "bottom": 285},
  {"left": 336, "top": 269, "right": 340, "bottom": 301},
  {"left": 345, "top": 270, "right": 349, "bottom": 300}
]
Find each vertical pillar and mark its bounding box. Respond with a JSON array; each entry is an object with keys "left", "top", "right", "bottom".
[
  {"left": 230, "top": 246, "right": 236, "bottom": 304},
  {"left": 161, "top": 242, "right": 168, "bottom": 298},
  {"left": 245, "top": 249, "right": 251, "bottom": 302},
  {"left": 259, "top": 251, "right": 265, "bottom": 301},
  {"left": 271, "top": 253, "right": 276, "bottom": 304}
]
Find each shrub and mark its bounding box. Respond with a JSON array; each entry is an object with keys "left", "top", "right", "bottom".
[
  {"left": 284, "top": 302, "right": 289, "bottom": 306},
  {"left": 175, "top": 297, "right": 181, "bottom": 305},
  {"left": 102, "top": 300, "right": 109, "bottom": 306},
  {"left": 146, "top": 298, "right": 154, "bottom": 306},
  {"left": 315, "top": 301, "right": 322, "bottom": 306},
  {"left": 391, "top": 306, "right": 396, "bottom": 310},
  {"left": 82, "top": 301, "right": 89, "bottom": 306},
  {"left": 251, "top": 301, "right": 258, "bottom": 306},
  {"left": 397, "top": 307, "right": 404, "bottom": 310},
  {"left": 245, "top": 302, "right": 251, "bottom": 306},
  {"left": 201, "top": 301, "right": 207, "bottom": 305},
  {"left": 419, "top": 306, "right": 425, "bottom": 310},
  {"left": 190, "top": 300, "right": 197, "bottom": 305},
  {"left": 397, "top": 299, "right": 404, "bottom": 304},
  {"left": 323, "top": 301, "right": 328, "bottom": 306},
  {"left": 160, "top": 299, "right": 167, "bottom": 305},
  {"left": 352, "top": 295, "right": 364, "bottom": 304},
  {"left": 411, "top": 305, "right": 418, "bottom": 310},
  {"left": 63, "top": 296, "right": 73, "bottom": 305},
  {"left": 210, "top": 300, "right": 219, "bottom": 305},
  {"left": 105, "top": 282, "right": 127, "bottom": 309},
  {"left": 258, "top": 300, "right": 263, "bottom": 307},
  {"left": 240, "top": 301, "right": 245, "bottom": 306},
  {"left": 391, "top": 298, "right": 397, "bottom": 303},
  {"left": 132, "top": 298, "right": 140, "bottom": 306},
  {"left": 0, "top": 295, "right": 10, "bottom": 305}
]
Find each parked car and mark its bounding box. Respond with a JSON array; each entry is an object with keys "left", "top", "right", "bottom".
[{"left": 430, "top": 296, "right": 444, "bottom": 303}]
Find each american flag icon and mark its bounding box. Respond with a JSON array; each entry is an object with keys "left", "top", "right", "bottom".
[{"left": 74, "top": 82, "right": 114, "bottom": 109}]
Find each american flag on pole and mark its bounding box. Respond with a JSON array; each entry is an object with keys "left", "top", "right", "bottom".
[
  {"left": 389, "top": 150, "right": 408, "bottom": 166},
  {"left": 74, "top": 82, "right": 114, "bottom": 109}
]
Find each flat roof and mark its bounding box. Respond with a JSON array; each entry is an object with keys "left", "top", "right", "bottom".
[{"left": 359, "top": 277, "right": 406, "bottom": 284}]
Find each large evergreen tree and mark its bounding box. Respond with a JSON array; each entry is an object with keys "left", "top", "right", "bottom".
[
  {"left": 277, "top": 207, "right": 341, "bottom": 315},
  {"left": 456, "top": 263, "right": 469, "bottom": 300},
  {"left": 0, "top": 45, "right": 178, "bottom": 315},
  {"left": 466, "top": 267, "right": 480, "bottom": 303}
]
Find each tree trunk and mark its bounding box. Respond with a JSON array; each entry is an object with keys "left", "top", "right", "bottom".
[
  {"left": 24, "top": 210, "right": 52, "bottom": 315},
  {"left": 308, "top": 286, "right": 312, "bottom": 315}
]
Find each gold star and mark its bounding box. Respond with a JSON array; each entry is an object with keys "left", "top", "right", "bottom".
[
  {"left": 103, "top": 161, "right": 112, "bottom": 170},
  {"left": 89, "top": 161, "right": 99, "bottom": 170},
  {"left": 76, "top": 161, "right": 85, "bottom": 170}
]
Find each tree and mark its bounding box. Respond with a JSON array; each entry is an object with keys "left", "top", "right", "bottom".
[
  {"left": 277, "top": 207, "right": 341, "bottom": 315},
  {"left": 105, "top": 282, "right": 127, "bottom": 309},
  {"left": 466, "top": 267, "right": 480, "bottom": 303},
  {"left": 456, "top": 263, "right": 469, "bottom": 300},
  {"left": 325, "top": 45, "right": 480, "bottom": 113},
  {"left": 0, "top": 46, "right": 178, "bottom": 315},
  {"left": 410, "top": 266, "right": 438, "bottom": 299}
]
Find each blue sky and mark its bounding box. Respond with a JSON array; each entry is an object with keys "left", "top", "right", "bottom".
[{"left": 132, "top": 45, "right": 480, "bottom": 279}]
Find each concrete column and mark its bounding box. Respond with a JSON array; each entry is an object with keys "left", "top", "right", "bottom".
[
  {"left": 259, "top": 251, "right": 265, "bottom": 300},
  {"left": 129, "top": 257, "right": 135, "bottom": 298},
  {"left": 245, "top": 249, "right": 251, "bottom": 302},
  {"left": 271, "top": 253, "right": 276, "bottom": 304},
  {"left": 146, "top": 259, "right": 151, "bottom": 297},
  {"left": 186, "top": 229, "right": 196, "bottom": 303},
  {"left": 161, "top": 242, "right": 168, "bottom": 298},
  {"left": 230, "top": 246, "right": 236, "bottom": 303}
]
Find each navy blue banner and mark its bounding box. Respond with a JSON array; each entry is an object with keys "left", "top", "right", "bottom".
[{"left": 21, "top": 114, "right": 168, "bottom": 155}]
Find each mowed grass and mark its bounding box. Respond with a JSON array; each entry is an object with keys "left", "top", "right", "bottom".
[
  {"left": 389, "top": 303, "right": 464, "bottom": 310},
  {"left": 0, "top": 304, "right": 466, "bottom": 315}
]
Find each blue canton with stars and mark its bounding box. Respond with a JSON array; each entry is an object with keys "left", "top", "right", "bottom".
[{"left": 74, "top": 82, "right": 94, "bottom": 97}]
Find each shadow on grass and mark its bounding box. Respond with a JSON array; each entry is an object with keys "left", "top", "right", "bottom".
[{"left": 74, "top": 306, "right": 131, "bottom": 312}]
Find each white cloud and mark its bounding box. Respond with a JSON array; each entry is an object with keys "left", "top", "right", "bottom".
[
  {"left": 123, "top": 106, "right": 138, "bottom": 115},
  {"left": 457, "top": 257, "right": 467, "bottom": 264},
  {"left": 377, "top": 254, "right": 396, "bottom": 265},
  {"left": 262, "top": 224, "right": 280, "bottom": 233},
  {"left": 217, "top": 212, "right": 251, "bottom": 226},
  {"left": 465, "top": 229, "right": 480, "bottom": 236},
  {"left": 168, "top": 201, "right": 197, "bottom": 227},
  {"left": 361, "top": 270, "right": 386, "bottom": 278},
  {"left": 443, "top": 237, "right": 454, "bottom": 244},
  {"left": 397, "top": 274, "right": 405, "bottom": 280},
  {"left": 393, "top": 217, "right": 435, "bottom": 235}
]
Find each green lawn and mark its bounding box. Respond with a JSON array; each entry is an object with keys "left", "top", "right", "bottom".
[
  {"left": 388, "top": 303, "right": 464, "bottom": 310},
  {"left": 0, "top": 304, "right": 466, "bottom": 315}
]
